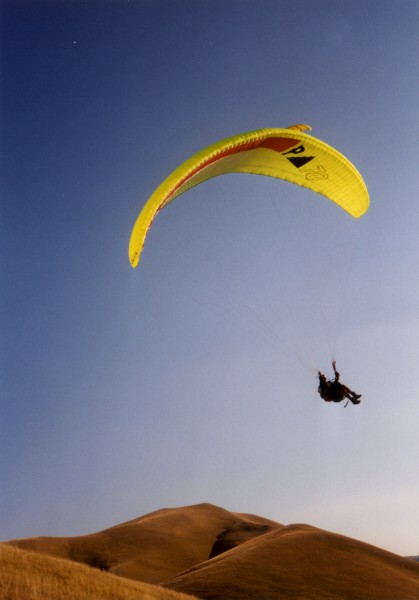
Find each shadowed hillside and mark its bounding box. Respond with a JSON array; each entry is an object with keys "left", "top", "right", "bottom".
[{"left": 5, "top": 503, "right": 419, "bottom": 600}]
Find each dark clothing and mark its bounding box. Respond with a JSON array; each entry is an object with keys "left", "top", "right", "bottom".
[
  {"left": 318, "top": 378, "right": 346, "bottom": 402},
  {"left": 318, "top": 362, "right": 361, "bottom": 405}
]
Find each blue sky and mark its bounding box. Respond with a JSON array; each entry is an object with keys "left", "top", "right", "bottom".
[{"left": 1, "top": 0, "right": 419, "bottom": 556}]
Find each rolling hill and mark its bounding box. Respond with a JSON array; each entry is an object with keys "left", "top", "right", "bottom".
[{"left": 5, "top": 503, "right": 419, "bottom": 599}]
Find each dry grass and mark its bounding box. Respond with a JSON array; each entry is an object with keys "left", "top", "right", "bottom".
[
  {"left": 4, "top": 504, "right": 419, "bottom": 600},
  {"left": 0, "top": 544, "right": 198, "bottom": 600},
  {"left": 163, "top": 524, "right": 419, "bottom": 600},
  {"left": 6, "top": 503, "right": 280, "bottom": 584}
]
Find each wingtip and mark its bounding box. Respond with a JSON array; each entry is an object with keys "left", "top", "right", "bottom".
[
  {"left": 287, "top": 123, "right": 312, "bottom": 133},
  {"left": 129, "top": 252, "right": 140, "bottom": 268}
]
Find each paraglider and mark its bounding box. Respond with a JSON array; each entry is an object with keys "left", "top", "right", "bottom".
[
  {"left": 318, "top": 361, "right": 362, "bottom": 406},
  {"left": 128, "top": 124, "right": 369, "bottom": 268},
  {"left": 128, "top": 125, "right": 369, "bottom": 404}
]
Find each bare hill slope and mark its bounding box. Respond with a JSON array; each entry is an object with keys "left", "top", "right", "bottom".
[{"left": 163, "top": 523, "right": 419, "bottom": 600}]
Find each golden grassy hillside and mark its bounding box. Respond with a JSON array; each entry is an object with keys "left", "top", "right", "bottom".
[
  {"left": 5, "top": 503, "right": 419, "bottom": 600},
  {"left": 0, "top": 543, "right": 198, "bottom": 600},
  {"left": 6, "top": 503, "right": 279, "bottom": 583},
  {"left": 163, "top": 523, "right": 419, "bottom": 600}
]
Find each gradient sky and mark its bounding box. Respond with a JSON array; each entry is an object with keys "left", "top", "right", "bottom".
[{"left": 1, "top": 0, "right": 419, "bottom": 556}]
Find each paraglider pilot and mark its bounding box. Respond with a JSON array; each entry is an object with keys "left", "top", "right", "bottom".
[{"left": 318, "top": 361, "right": 361, "bottom": 405}]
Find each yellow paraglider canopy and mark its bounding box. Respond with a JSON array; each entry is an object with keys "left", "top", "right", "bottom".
[{"left": 129, "top": 125, "right": 369, "bottom": 267}]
